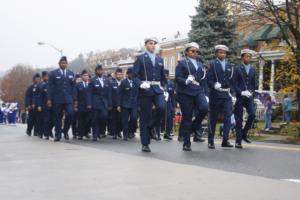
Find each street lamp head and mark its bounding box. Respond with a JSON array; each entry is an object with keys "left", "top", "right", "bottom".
[{"left": 37, "top": 42, "right": 63, "bottom": 56}]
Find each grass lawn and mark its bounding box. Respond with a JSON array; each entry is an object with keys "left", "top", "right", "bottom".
[
  {"left": 250, "top": 121, "right": 300, "bottom": 144},
  {"left": 173, "top": 120, "right": 300, "bottom": 144}
]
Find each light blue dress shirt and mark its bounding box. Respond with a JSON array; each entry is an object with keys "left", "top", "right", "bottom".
[
  {"left": 146, "top": 51, "right": 156, "bottom": 66},
  {"left": 188, "top": 57, "right": 199, "bottom": 71},
  {"left": 243, "top": 64, "right": 251, "bottom": 75},
  {"left": 217, "top": 58, "right": 226, "bottom": 71}
]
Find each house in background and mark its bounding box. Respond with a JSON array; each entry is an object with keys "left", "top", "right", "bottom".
[{"left": 158, "top": 17, "right": 286, "bottom": 96}]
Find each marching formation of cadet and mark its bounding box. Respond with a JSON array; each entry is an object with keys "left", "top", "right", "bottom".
[{"left": 25, "top": 36, "right": 257, "bottom": 152}]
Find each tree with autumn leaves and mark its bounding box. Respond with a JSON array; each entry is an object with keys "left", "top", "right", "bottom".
[
  {"left": 276, "top": 46, "right": 299, "bottom": 94},
  {"left": 231, "top": 0, "right": 300, "bottom": 130}
]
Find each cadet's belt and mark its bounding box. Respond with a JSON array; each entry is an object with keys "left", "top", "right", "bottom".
[
  {"left": 143, "top": 81, "right": 161, "bottom": 86},
  {"left": 218, "top": 88, "right": 230, "bottom": 92},
  {"left": 150, "top": 81, "right": 161, "bottom": 86},
  {"left": 192, "top": 80, "right": 200, "bottom": 86}
]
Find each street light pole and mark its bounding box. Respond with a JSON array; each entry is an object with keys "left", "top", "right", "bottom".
[{"left": 37, "top": 42, "right": 63, "bottom": 57}]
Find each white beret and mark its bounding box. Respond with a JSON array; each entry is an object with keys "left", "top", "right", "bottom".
[
  {"left": 241, "top": 49, "right": 256, "bottom": 56},
  {"left": 214, "top": 45, "right": 229, "bottom": 52},
  {"left": 184, "top": 42, "right": 199, "bottom": 51},
  {"left": 144, "top": 37, "right": 158, "bottom": 44}
]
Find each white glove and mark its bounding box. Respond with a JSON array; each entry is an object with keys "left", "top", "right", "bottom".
[
  {"left": 185, "top": 75, "right": 195, "bottom": 85},
  {"left": 214, "top": 82, "right": 221, "bottom": 90},
  {"left": 164, "top": 92, "right": 169, "bottom": 102},
  {"left": 140, "top": 81, "right": 150, "bottom": 89},
  {"left": 271, "top": 95, "right": 276, "bottom": 102},
  {"left": 241, "top": 91, "right": 252, "bottom": 98},
  {"left": 205, "top": 96, "right": 209, "bottom": 103}
]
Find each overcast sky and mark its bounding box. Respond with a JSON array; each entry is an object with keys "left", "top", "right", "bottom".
[{"left": 0, "top": 0, "right": 198, "bottom": 71}]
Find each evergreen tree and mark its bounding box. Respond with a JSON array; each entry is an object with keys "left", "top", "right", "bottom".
[{"left": 188, "top": 0, "right": 238, "bottom": 62}]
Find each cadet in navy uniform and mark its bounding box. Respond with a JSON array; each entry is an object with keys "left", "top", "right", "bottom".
[
  {"left": 25, "top": 73, "right": 42, "bottom": 136},
  {"left": 175, "top": 42, "right": 209, "bottom": 151},
  {"left": 119, "top": 67, "right": 139, "bottom": 140},
  {"left": 110, "top": 68, "right": 123, "bottom": 140},
  {"left": 38, "top": 71, "right": 53, "bottom": 140},
  {"left": 87, "top": 64, "right": 112, "bottom": 141},
  {"left": 66, "top": 73, "right": 81, "bottom": 139},
  {"left": 74, "top": 70, "right": 91, "bottom": 140},
  {"left": 233, "top": 49, "right": 257, "bottom": 148},
  {"left": 161, "top": 69, "right": 175, "bottom": 140},
  {"left": 47, "top": 56, "right": 75, "bottom": 142},
  {"left": 207, "top": 45, "right": 234, "bottom": 149},
  {"left": 133, "top": 37, "right": 166, "bottom": 152}
]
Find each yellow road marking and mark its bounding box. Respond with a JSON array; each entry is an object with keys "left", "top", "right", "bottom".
[
  {"left": 244, "top": 144, "right": 300, "bottom": 152},
  {"left": 211, "top": 141, "right": 300, "bottom": 152}
]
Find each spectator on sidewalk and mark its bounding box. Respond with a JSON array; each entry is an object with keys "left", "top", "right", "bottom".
[
  {"left": 283, "top": 94, "right": 292, "bottom": 125},
  {"left": 264, "top": 95, "right": 275, "bottom": 131}
]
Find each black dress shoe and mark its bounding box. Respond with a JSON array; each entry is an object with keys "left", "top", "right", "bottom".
[
  {"left": 142, "top": 145, "right": 151, "bottom": 152},
  {"left": 39, "top": 135, "right": 43, "bottom": 139},
  {"left": 85, "top": 135, "right": 90, "bottom": 139},
  {"left": 221, "top": 141, "right": 233, "bottom": 148},
  {"left": 49, "top": 133, "right": 54, "bottom": 138},
  {"left": 193, "top": 137, "right": 205, "bottom": 142},
  {"left": 77, "top": 136, "right": 83, "bottom": 140},
  {"left": 164, "top": 134, "right": 173, "bottom": 140},
  {"left": 112, "top": 136, "right": 117, "bottom": 140},
  {"left": 45, "top": 136, "right": 49, "bottom": 140},
  {"left": 208, "top": 143, "right": 215, "bottom": 149},
  {"left": 153, "top": 136, "right": 159, "bottom": 141},
  {"left": 64, "top": 133, "right": 69, "bottom": 140},
  {"left": 54, "top": 137, "right": 60, "bottom": 142},
  {"left": 73, "top": 135, "right": 77, "bottom": 140},
  {"left": 178, "top": 136, "right": 183, "bottom": 142},
  {"left": 26, "top": 130, "right": 31, "bottom": 136},
  {"left": 123, "top": 137, "right": 128, "bottom": 141},
  {"left": 243, "top": 136, "right": 252, "bottom": 144},
  {"left": 183, "top": 144, "right": 192, "bottom": 151},
  {"left": 149, "top": 128, "right": 158, "bottom": 140},
  {"left": 118, "top": 133, "right": 122, "bottom": 138},
  {"left": 157, "top": 137, "right": 162, "bottom": 141},
  {"left": 235, "top": 143, "right": 243, "bottom": 149},
  {"left": 192, "top": 129, "right": 203, "bottom": 138},
  {"left": 128, "top": 133, "right": 132, "bottom": 139}
]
